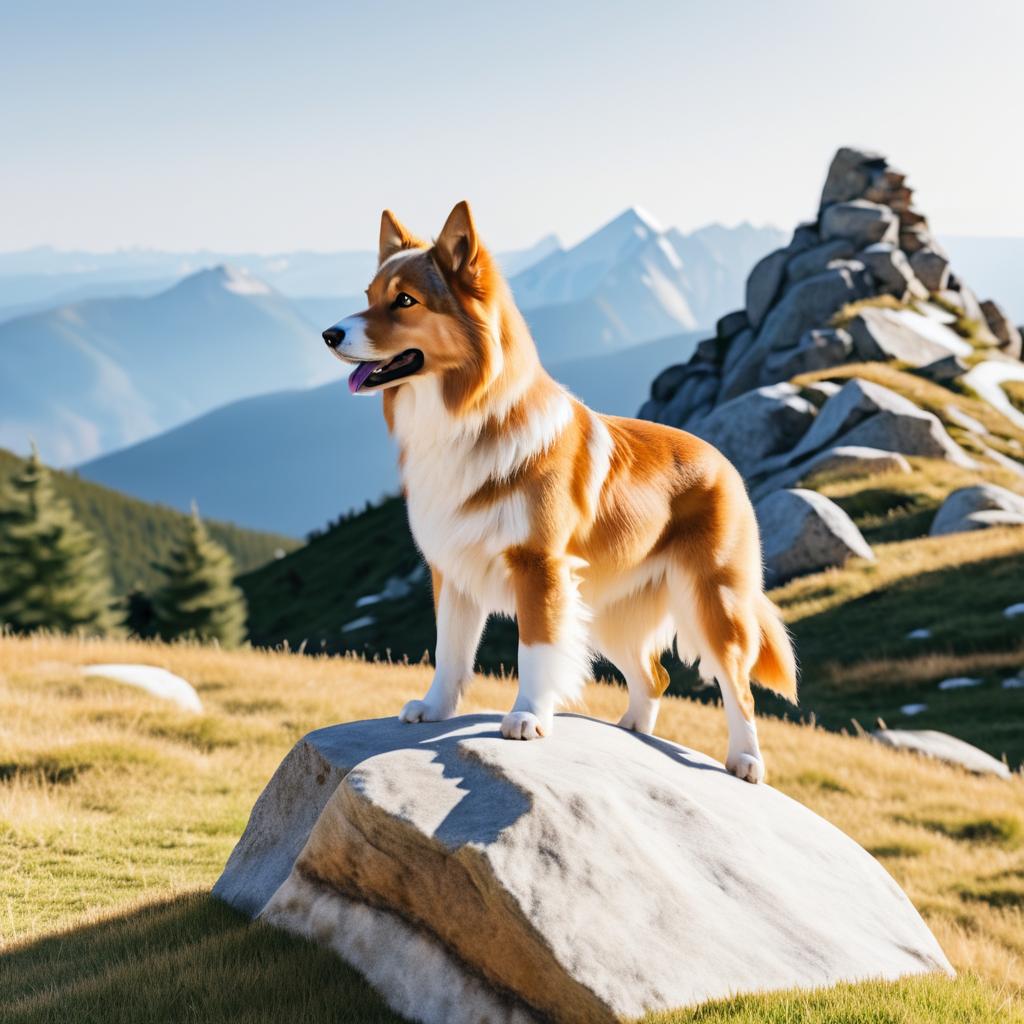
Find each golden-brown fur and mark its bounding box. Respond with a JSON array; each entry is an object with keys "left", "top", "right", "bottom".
[{"left": 330, "top": 201, "right": 796, "bottom": 779}]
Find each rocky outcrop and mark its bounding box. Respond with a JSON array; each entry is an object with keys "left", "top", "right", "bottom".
[
  {"left": 757, "top": 488, "right": 874, "bottom": 585},
  {"left": 930, "top": 484, "right": 1024, "bottom": 536},
  {"left": 215, "top": 715, "right": 953, "bottom": 1024},
  {"left": 640, "top": 146, "right": 1021, "bottom": 435}
]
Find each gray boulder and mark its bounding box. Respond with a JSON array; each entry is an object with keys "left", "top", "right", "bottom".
[
  {"left": 802, "top": 380, "right": 842, "bottom": 405},
  {"left": 723, "top": 264, "right": 871, "bottom": 401},
  {"left": 751, "top": 445, "right": 911, "bottom": 503},
  {"left": 930, "top": 484, "right": 1024, "bottom": 536},
  {"left": 690, "top": 383, "right": 816, "bottom": 477},
  {"left": 785, "top": 239, "right": 855, "bottom": 285},
  {"left": 745, "top": 247, "right": 791, "bottom": 330},
  {"left": 821, "top": 200, "right": 899, "bottom": 248},
  {"left": 909, "top": 249, "right": 950, "bottom": 292},
  {"left": 914, "top": 355, "right": 969, "bottom": 385},
  {"left": 651, "top": 363, "right": 691, "bottom": 402},
  {"left": 758, "top": 378, "right": 974, "bottom": 474},
  {"left": 215, "top": 714, "right": 952, "bottom": 1024},
  {"left": 758, "top": 488, "right": 874, "bottom": 586},
  {"left": 847, "top": 307, "right": 970, "bottom": 366},
  {"left": 872, "top": 730, "right": 1011, "bottom": 779},
  {"left": 657, "top": 366, "right": 720, "bottom": 429},
  {"left": 820, "top": 147, "right": 888, "bottom": 207},
  {"left": 716, "top": 309, "right": 750, "bottom": 342},
  {"left": 859, "top": 244, "right": 928, "bottom": 301},
  {"left": 980, "top": 299, "right": 1023, "bottom": 359},
  {"left": 763, "top": 328, "right": 853, "bottom": 380}
]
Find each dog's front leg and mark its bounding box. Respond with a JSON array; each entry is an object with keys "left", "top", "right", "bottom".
[
  {"left": 503, "top": 548, "right": 590, "bottom": 740},
  {"left": 399, "top": 571, "right": 485, "bottom": 724}
]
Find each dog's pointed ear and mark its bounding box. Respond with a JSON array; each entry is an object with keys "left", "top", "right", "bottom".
[
  {"left": 434, "top": 201, "right": 480, "bottom": 283},
  {"left": 379, "top": 210, "right": 416, "bottom": 265}
]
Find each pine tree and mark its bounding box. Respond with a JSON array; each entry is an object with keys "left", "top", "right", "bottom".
[
  {"left": 152, "top": 505, "right": 247, "bottom": 647},
  {"left": 0, "top": 448, "right": 120, "bottom": 634}
]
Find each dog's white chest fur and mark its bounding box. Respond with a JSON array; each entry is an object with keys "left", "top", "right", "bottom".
[{"left": 391, "top": 378, "right": 573, "bottom": 613}]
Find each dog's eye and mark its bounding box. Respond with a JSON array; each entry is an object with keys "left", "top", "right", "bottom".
[{"left": 392, "top": 292, "right": 418, "bottom": 309}]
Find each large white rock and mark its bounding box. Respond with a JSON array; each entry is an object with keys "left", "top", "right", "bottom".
[
  {"left": 757, "top": 488, "right": 874, "bottom": 585},
  {"left": 872, "top": 729, "right": 1011, "bottom": 779},
  {"left": 930, "top": 483, "right": 1024, "bottom": 536},
  {"left": 82, "top": 663, "right": 202, "bottom": 713},
  {"left": 214, "top": 715, "right": 951, "bottom": 1024}
]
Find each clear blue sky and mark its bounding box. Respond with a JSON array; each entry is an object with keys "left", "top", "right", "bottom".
[{"left": 2, "top": 1, "right": 1022, "bottom": 253}]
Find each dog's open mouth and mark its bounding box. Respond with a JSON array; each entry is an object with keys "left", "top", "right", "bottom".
[{"left": 348, "top": 349, "right": 424, "bottom": 394}]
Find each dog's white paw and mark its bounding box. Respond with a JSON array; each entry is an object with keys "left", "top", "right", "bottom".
[
  {"left": 726, "top": 752, "right": 766, "bottom": 784},
  {"left": 500, "top": 710, "right": 548, "bottom": 740},
  {"left": 399, "top": 699, "right": 453, "bottom": 724},
  {"left": 617, "top": 701, "right": 659, "bottom": 735}
]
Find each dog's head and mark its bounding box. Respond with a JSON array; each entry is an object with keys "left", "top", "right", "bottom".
[{"left": 323, "top": 201, "right": 509, "bottom": 415}]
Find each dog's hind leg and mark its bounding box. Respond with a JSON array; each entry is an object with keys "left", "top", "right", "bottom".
[
  {"left": 669, "top": 568, "right": 765, "bottom": 783},
  {"left": 400, "top": 568, "right": 486, "bottom": 723},
  {"left": 592, "top": 591, "right": 674, "bottom": 735}
]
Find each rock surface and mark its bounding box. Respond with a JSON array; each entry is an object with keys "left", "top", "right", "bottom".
[
  {"left": 751, "top": 446, "right": 911, "bottom": 502},
  {"left": 757, "top": 488, "right": 874, "bottom": 586},
  {"left": 215, "top": 715, "right": 952, "bottom": 1024},
  {"left": 872, "top": 729, "right": 1012, "bottom": 779},
  {"left": 930, "top": 483, "right": 1024, "bottom": 536},
  {"left": 690, "top": 383, "right": 816, "bottom": 477}
]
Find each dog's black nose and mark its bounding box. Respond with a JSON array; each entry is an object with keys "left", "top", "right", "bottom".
[{"left": 322, "top": 326, "right": 346, "bottom": 349}]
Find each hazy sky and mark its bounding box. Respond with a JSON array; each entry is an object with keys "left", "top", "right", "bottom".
[{"left": 3, "top": 1, "right": 1023, "bottom": 253}]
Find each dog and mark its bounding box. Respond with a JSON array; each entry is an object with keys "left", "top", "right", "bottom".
[{"left": 322, "top": 202, "right": 796, "bottom": 782}]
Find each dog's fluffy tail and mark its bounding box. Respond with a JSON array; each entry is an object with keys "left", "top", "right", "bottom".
[{"left": 751, "top": 593, "right": 798, "bottom": 702}]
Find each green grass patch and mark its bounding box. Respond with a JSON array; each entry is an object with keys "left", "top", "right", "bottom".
[
  {"left": 867, "top": 841, "right": 928, "bottom": 860},
  {"left": 917, "top": 815, "right": 1022, "bottom": 847},
  {"left": 794, "top": 770, "right": 854, "bottom": 795},
  {"left": 643, "top": 972, "right": 1016, "bottom": 1023}
]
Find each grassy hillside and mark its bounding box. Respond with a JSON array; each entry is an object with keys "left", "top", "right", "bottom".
[
  {"left": 1, "top": 634, "right": 1021, "bottom": 1022},
  {"left": 0, "top": 448, "right": 297, "bottom": 593}
]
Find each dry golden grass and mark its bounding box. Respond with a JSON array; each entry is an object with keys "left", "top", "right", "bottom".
[
  {"left": 2, "top": 633, "right": 1022, "bottom": 1021},
  {"left": 772, "top": 524, "right": 1024, "bottom": 623}
]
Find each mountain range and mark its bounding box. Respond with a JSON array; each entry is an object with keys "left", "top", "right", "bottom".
[
  {"left": 0, "top": 266, "right": 331, "bottom": 464},
  {"left": 0, "top": 212, "right": 784, "bottom": 470}
]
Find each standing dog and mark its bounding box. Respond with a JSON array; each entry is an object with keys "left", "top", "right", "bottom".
[{"left": 323, "top": 202, "right": 796, "bottom": 782}]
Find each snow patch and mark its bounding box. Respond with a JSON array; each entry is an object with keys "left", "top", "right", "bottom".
[
  {"left": 900, "top": 703, "right": 928, "bottom": 716},
  {"left": 937, "top": 677, "right": 983, "bottom": 691},
  {"left": 1003, "top": 602, "right": 1024, "bottom": 619},
  {"left": 342, "top": 615, "right": 376, "bottom": 632},
  {"left": 889, "top": 309, "right": 972, "bottom": 357},
  {"left": 906, "top": 628, "right": 932, "bottom": 640},
  {"left": 221, "top": 265, "right": 272, "bottom": 295},
  {"left": 1002, "top": 677, "right": 1024, "bottom": 690},
  {"left": 83, "top": 664, "right": 202, "bottom": 713},
  {"left": 963, "top": 360, "right": 1024, "bottom": 431}
]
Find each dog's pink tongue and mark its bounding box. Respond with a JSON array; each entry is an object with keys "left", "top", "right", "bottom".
[{"left": 348, "top": 361, "right": 381, "bottom": 394}]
